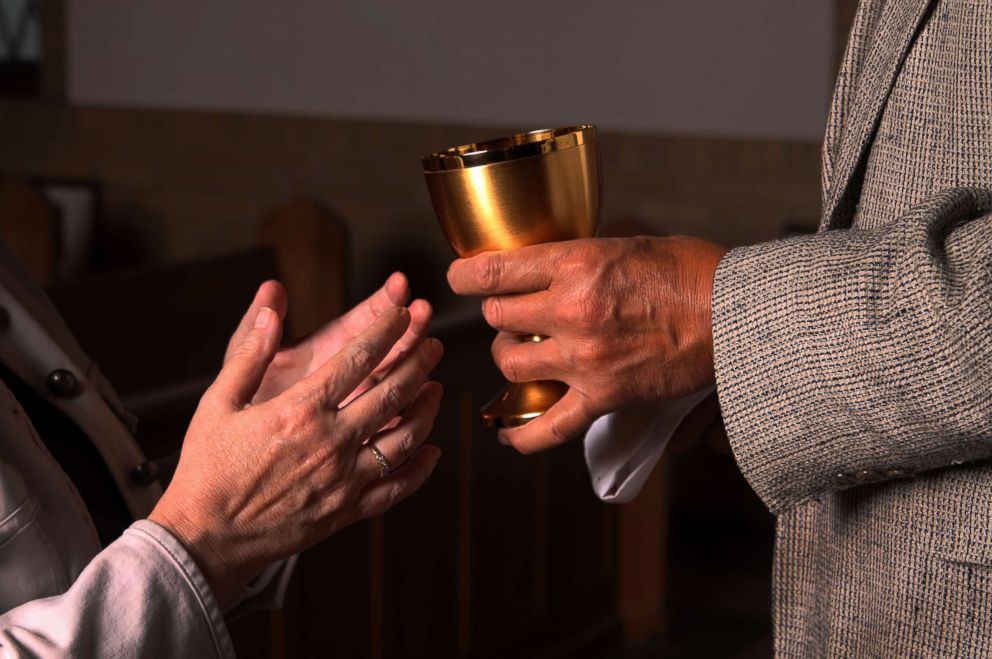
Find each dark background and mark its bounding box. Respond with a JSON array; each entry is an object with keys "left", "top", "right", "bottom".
[{"left": 0, "top": 1, "right": 858, "bottom": 656}]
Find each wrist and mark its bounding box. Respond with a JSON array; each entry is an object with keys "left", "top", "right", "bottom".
[
  {"left": 694, "top": 242, "right": 727, "bottom": 389},
  {"left": 148, "top": 498, "right": 252, "bottom": 608}
]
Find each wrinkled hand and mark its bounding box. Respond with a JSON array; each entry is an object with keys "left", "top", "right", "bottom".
[
  {"left": 149, "top": 304, "right": 443, "bottom": 606},
  {"left": 447, "top": 236, "right": 726, "bottom": 453},
  {"left": 224, "top": 272, "right": 432, "bottom": 405}
]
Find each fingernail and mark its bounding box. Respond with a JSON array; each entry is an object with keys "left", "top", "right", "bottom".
[
  {"left": 449, "top": 262, "right": 470, "bottom": 290},
  {"left": 387, "top": 272, "right": 407, "bottom": 297},
  {"left": 411, "top": 299, "right": 433, "bottom": 320},
  {"left": 497, "top": 432, "right": 510, "bottom": 446},
  {"left": 254, "top": 306, "right": 274, "bottom": 329},
  {"left": 427, "top": 338, "right": 444, "bottom": 359}
]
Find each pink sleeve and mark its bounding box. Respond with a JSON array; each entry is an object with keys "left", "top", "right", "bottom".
[{"left": 0, "top": 520, "right": 234, "bottom": 658}]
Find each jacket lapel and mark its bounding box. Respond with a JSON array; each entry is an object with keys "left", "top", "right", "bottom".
[
  {"left": 0, "top": 241, "right": 138, "bottom": 432},
  {"left": 821, "top": 0, "right": 936, "bottom": 230},
  {"left": 0, "top": 242, "right": 160, "bottom": 518}
]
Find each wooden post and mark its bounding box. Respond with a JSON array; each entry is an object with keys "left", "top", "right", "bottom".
[
  {"left": 257, "top": 199, "right": 347, "bottom": 341},
  {"left": 457, "top": 392, "right": 474, "bottom": 654},
  {"left": 0, "top": 181, "right": 57, "bottom": 287},
  {"left": 616, "top": 458, "right": 668, "bottom": 644}
]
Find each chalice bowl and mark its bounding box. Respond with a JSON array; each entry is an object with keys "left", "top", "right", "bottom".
[{"left": 422, "top": 124, "right": 602, "bottom": 428}]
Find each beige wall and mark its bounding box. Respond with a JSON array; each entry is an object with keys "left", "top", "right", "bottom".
[
  {"left": 9, "top": 2, "right": 835, "bottom": 313},
  {"left": 67, "top": 0, "right": 833, "bottom": 140},
  {"left": 0, "top": 101, "right": 820, "bottom": 313}
]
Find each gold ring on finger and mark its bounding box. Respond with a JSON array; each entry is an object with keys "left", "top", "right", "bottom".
[{"left": 368, "top": 444, "right": 391, "bottom": 478}]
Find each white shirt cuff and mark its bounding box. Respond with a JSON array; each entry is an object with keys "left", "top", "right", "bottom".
[
  {"left": 225, "top": 555, "right": 298, "bottom": 620},
  {"left": 584, "top": 387, "right": 714, "bottom": 503}
]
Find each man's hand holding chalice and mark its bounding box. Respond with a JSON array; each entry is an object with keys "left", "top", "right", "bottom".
[{"left": 447, "top": 235, "right": 726, "bottom": 453}]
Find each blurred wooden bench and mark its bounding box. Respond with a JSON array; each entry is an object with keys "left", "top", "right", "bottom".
[
  {"left": 45, "top": 199, "right": 348, "bottom": 659},
  {"left": 0, "top": 183, "right": 696, "bottom": 656},
  {"left": 0, "top": 180, "right": 58, "bottom": 287},
  {"left": 44, "top": 199, "right": 347, "bottom": 463}
]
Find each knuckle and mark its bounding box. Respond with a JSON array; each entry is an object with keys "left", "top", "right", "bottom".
[
  {"left": 496, "top": 351, "right": 522, "bottom": 382},
  {"left": 316, "top": 375, "right": 345, "bottom": 408},
  {"left": 317, "top": 488, "right": 353, "bottom": 520},
  {"left": 396, "top": 427, "right": 418, "bottom": 456},
  {"left": 311, "top": 459, "right": 337, "bottom": 486},
  {"left": 547, "top": 416, "right": 571, "bottom": 446},
  {"left": 233, "top": 335, "right": 264, "bottom": 360},
  {"left": 474, "top": 255, "right": 504, "bottom": 291},
  {"left": 334, "top": 415, "right": 364, "bottom": 445},
  {"left": 559, "top": 297, "right": 584, "bottom": 326},
  {"left": 286, "top": 486, "right": 311, "bottom": 516},
  {"left": 575, "top": 294, "right": 608, "bottom": 329},
  {"left": 562, "top": 250, "right": 589, "bottom": 278},
  {"left": 308, "top": 440, "right": 339, "bottom": 469},
  {"left": 573, "top": 340, "right": 605, "bottom": 365},
  {"left": 253, "top": 411, "right": 283, "bottom": 440},
  {"left": 198, "top": 384, "right": 221, "bottom": 409},
  {"left": 630, "top": 235, "right": 655, "bottom": 253},
  {"left": 512, "top": 440, "right": 536, "bottom": 456},
  {"left": 564, "top": 254, "right": 600, "bottom": 287},
  {"left": 384, "top": 480, "right": 407, "bottom": 508},
  {"left": 270, "top": 350, "right": 293, "bottom": 370},
  {"left": 379, "top": 381, "right": 405, "bottom": 413},
  {"left": 277, "top": 403, "right": 315, "bottom": 439},
  {"left": 504, "top": 432, "right": 535, "bottom": 455},
  {"left": 347, "top": 341, "right": 378, "bottom": 374}
]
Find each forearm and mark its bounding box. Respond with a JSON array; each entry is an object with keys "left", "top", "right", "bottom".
[
  {"left": 0, "top": 521, "right": 233, "bottom": 659},
  {"left": 714, "top": 187, "right": 992, "bottom": 513}
]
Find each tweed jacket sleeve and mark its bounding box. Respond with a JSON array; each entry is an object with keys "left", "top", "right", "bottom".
[{"left": 713, "top": 187, "right": 992, "bottom": 514}]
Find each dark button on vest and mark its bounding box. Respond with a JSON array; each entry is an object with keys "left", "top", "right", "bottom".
[
  {"left": 0, "top": 361, "right": 131, "bottom": 545},
  {"left": 46, "top": 368, "right": 79, "bottom": 397},
  {"left": 834, "top": 472, "right": 858, "bottom": 486},
  {"left": 131, "top": 461, "right": 160, "bottom": 486}
]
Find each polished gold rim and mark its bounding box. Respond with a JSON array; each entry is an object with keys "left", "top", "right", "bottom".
[{"left": 422, "top": 124, "right": 597, "bottom": 172}]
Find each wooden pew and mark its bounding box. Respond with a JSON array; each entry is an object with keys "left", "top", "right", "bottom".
[{"left": 3, "top": 190, "right": 640, "bottom": 657}]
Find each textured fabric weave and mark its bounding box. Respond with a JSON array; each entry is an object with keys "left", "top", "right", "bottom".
[{"left": 713, "top": 0, "right": 992, "bottom": 656}]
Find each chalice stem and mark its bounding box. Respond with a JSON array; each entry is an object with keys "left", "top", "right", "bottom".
[{"left": 479, "top": 333, "right": 566, "bottom": 429}]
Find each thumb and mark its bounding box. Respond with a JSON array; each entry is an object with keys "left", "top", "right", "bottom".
[
  {"left": 210, "top": 306, "right": 283, "bottom": 408},
  {"left": 224, "top": 280, "right": 287, "bottom": 366}
]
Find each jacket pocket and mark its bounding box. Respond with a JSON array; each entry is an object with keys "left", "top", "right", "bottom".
[
  {"left": 0, "top": 461, "right": 39, "bottom": 550},
  {"left": 917, "top": 462, "right": 992, "bottom": 568},
  {"left": 936, "top": 540, "right": 992, "bottom": 569},
  {"left": 0, "top": 461, "right": 68, "bottom": 611}
]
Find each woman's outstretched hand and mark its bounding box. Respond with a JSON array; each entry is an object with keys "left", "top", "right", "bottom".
[
  {"left": 150, "top": 282, "right": 443, "bottom": 606},
  {"left": 223, "top": 272, "right": 433, "bottom": 405}
]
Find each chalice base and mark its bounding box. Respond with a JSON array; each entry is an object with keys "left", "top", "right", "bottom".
[{"left": 479, "top": 380, "right": 569, "bottom": 429}]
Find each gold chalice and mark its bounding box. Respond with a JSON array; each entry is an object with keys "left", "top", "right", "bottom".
[{"left": 422, "top": 124, "right": 602, "bottom": 428}]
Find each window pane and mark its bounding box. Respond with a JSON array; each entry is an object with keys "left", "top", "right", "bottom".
[
  {"left": 0, "top": 0, "right": 41, "bottom": 62},
  {"left": 0, "top": 0, "right": 40, "bottom": 95}
]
